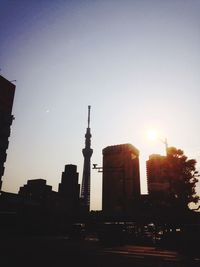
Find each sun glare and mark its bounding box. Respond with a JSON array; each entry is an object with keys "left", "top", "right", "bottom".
[{"left": 147, "top": 129, "right": 158, "bottom": 141}]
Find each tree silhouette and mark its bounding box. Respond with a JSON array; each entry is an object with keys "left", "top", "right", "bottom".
[{"left": 166, "top": 147, "right": 199, "bottom": 211}]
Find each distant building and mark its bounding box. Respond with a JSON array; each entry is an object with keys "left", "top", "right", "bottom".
[
  {"left": 19, "top": 179, "right": 53, "bottom": 205},
  {"left": 18, "top": 179, "right": 59, "bottom": 234},
  {"left": 0, "top": 191, "right": 20, "bottom": 212},
  {"left": 102, "top": 143, "right": 140, "bottom": 216},
  {"left": 146, "top": 154, "right": 170, "bottom": 196},
  {"left": 0, "top": 75, "right": 15, "bottom": 190},
  {"left": 58, "top": 164, "right": 80, "bottom": 215}
]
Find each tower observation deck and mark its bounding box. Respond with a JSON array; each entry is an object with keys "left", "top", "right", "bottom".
[{"left": 80, "top": 106, "right": 93, "bottom": 212}]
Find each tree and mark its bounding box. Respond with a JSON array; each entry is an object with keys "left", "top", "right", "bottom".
[{"left": 165, "top": 147, "right": 199, "bottom": 210}]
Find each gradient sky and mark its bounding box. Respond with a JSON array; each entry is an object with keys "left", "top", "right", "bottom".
[{"left": 1, "top": 0, "right": 200, "bottom": 210}]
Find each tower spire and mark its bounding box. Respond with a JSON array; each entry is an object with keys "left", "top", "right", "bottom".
[
  {"left": 80, "top": 105, "right": 93, "bottom": 212},
  {"left": 87, "top": 105, "right": 91, "bottom": 128}
]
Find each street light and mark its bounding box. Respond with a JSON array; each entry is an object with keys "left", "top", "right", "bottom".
[
  {"left": 92, "top": 164, "right": 123, "bottom": 173},
  {"left": 92, "top": 164, "right": 103, "bottom": 172}
]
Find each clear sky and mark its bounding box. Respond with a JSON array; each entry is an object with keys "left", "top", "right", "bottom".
[{"left": 1, "top": 0, "right": 200, "bottom": 210}]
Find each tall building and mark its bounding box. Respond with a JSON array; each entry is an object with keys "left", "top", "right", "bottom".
[
  {"left": 19, "top": 179, "right": 53, "bottom": 201},
  {"left": 146, "top": 154, "right": 170, "bottom": 196},
  {"left": 58, "top": 164, "right": 80, "bottom": 214},
  {"left": 102, "top": 143, "right": 140, "bottom": 216},
  {"left": 0, "top": 75, "right": 15, "bottom": 190},
  {"left": 80, "top": 106, "right": 93, "bottom": 212},
  {"left": 18, "top": 179, "right": 56, "bottom": 213}
]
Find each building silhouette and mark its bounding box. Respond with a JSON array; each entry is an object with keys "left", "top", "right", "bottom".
[
  {"left": 0, "top": 75, "right": 15, "bottom": 190},
  {"left": 102, "top": 143, "right": 140, "bottom": 216},
  {"left": 80, "top": 106, "right": 93, "bottom": 212},
  {"left": 16, "top": 165, "right": 80, "bottom": 217},
  {"left": 58, "top": 164, "right": 80, "bottom": 215},
  {"left": 146, "top": 154, "right": 170, "bottom": 196},
  {"left": 19, "top": 179, "right": 53, "bottom": 201},
  {"left": 0, "top": 191, "right": 20, "bottom": 213},
  {"left": 18, "top": 179, "right": 56, "bottom": 212}
]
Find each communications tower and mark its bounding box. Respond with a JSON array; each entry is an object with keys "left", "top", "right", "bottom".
[{"left": 80, "top": 105, "right": 93, "bottom": 212}]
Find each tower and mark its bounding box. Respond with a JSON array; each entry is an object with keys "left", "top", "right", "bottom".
[
  {"left": 0, "top": 75, "right": 15, "bottom": 190},
  {"left": 80, "top": 106, "right": 93, "bottom": 212}
]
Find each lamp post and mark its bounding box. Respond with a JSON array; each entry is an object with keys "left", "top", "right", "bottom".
[
  {"left": 92, "top": 164, "right": 123, "bottom": 172},
  {"left": 92, "top": 164, "right": 103, "bottom": 172}
]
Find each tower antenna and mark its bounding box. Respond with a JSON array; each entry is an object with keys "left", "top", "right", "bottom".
[{"left": 88, "top": 105, "right": 91, "bottom": 128}]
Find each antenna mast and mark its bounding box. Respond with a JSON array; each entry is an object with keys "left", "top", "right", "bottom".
[{"left": 88, "top": 105, "right": 91, "bottom": 128}]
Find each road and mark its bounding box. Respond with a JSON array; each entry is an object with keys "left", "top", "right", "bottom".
[
  {"left": 99, "top": 244, "right": 190, "bottom": 267},
  {"left": 0, "top": 235, "right": 199, "bottom": 267}
]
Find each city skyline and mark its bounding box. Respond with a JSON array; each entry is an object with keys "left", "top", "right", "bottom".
[{"left": 1, "top": 0, "right": 200, "bottom": 210}]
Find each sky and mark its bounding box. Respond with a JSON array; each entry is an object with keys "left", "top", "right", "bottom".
[{"left": 1, "top": 0, "right": 200, "bottom": 211}]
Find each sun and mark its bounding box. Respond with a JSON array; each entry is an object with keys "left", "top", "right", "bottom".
[{"left": 147, "top": 129, "right": 158, "bottom": 141}]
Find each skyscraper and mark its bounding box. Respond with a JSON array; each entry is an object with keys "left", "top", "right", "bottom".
[
  {"left": 80, "top": 106, "right": 93, "bottom": 212},
  {"left": 146, "top": 154, "right": 170, "bottom": 196},
  {"left": 58, "top": 164, "right": 80, "bottom": 214},
  {"left": 102, "top": 143, "right": 140, "bottom": 216},
  {"left": 0, "top": 75, "right": 15, "bottom": 190}
]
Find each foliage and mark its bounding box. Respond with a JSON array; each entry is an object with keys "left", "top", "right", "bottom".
[{"left": 165, "top": 147, "right": 199, "bottom": 210}]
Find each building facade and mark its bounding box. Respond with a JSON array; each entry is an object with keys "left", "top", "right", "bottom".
[
  {"left": 0, "top": 75, "right": 15, "bottom": 190},
  {"left": 146, "top": 154, "right": 170, "bottom": 196},
  {"left": 58, "top": 164, "right": 80, "bottom": 214},
  {"left": 102, "top": 143, "right": 140, "bottom": 216},
  {"left": 19, "top": 179, "right": 53, "bottom": 203}
]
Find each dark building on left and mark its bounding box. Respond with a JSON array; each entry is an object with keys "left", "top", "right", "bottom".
[{"left": 0, "top": 75, "right": 15, "bottom": 190}]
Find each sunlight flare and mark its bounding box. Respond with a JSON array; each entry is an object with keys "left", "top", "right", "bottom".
[{"left": 147, "top": 129, "right": 158, "bottom": 141}]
